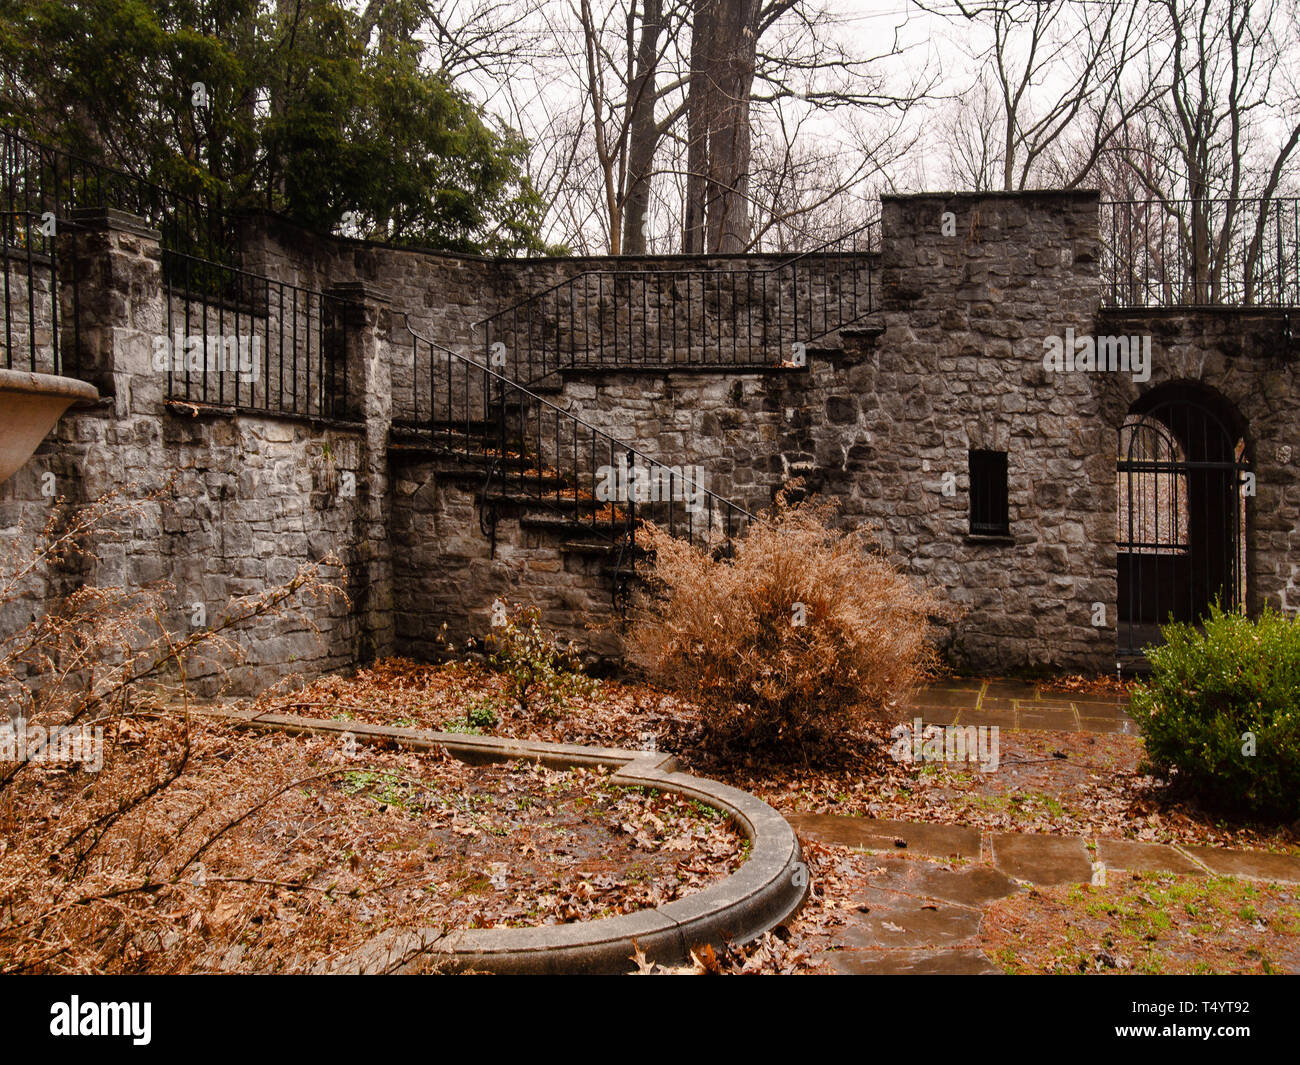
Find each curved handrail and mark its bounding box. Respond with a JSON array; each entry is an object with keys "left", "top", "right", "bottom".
[{"left": 397, "top": 313, "right": 756, "bottom": 547}]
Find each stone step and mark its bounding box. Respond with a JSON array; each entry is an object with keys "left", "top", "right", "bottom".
[
  {"left": 841, "top": 317, "right": 885, "bottom": 340},
  {"left": 520, "top": 513, "right": 630, "bottom": 538},
  {"left": 387, "top": 443, "right": 540, "bottom": 475},
  {"left": 559, "top": 539, "right": 619, "bottom": 556},
  {"left": 482, "top": 488, "right": 610, "bottom": 513},
  {"left": 391, "top": 417, "right": 497, "bottom": 437}
]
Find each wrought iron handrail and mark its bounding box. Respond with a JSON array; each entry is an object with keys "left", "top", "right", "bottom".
[
  {"left": 1, "top": 125, "right": 230, "bottom": 265},
  {"left": 472, "top": 217, "right": 879, "bottom": 384},
  {"left": 1101, "top": 196, "right": 1300, "bottom": 308},
  {"left": 162, "top": 249, "right": 350, "bottom": 420},
  {"left": 398, "top": 316, "right": 755, "bottom": 550},
  {"left": 1, "top": 126, "right": 235, "bottom": 379},
  {"left": 1, "top": 208, "right": 92, "bottom": 377}
]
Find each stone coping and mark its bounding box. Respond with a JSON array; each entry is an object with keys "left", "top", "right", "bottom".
[
  {"left": 882, "top": 188, "right": 1100, "bottom": 203},
  {"left": 196, "top": 707, "right": 807, "bottom": 974}
]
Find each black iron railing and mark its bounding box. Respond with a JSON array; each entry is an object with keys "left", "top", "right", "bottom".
[
  {"left": 1116, "top": 399, "right": 1248, "bottom": 657},
  {"left": 475, "top": 220, "right": 878, "bottom": 385},
  {"left": 1101, "top": 196, "right": 1300, "bottom": 307},
  {"left": 0, "top": 209, "right": 84, "bottom": 376},
  {"left": 163, "top": 250, "right": 350, "bottom": 420},
  {"left": 2, "top": 126, "right": 232, "bottom": 379},
  {"left": 1, "top": 125, "right": 229, "bottom": 265},
  {"left": 398, "top": 318, "right": 754, "bottom": 550}
]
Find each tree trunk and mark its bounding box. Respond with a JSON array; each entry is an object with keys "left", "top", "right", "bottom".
[
  {"left": 708, "top": 0, "right": 758, "bottom": 251},
  {"left": 622, "top": 0, "right": 665, "bottom": 255},
  {"left": 683, "top": 0, "right": 715, "bottom": 253},
  {"left": 685, "top": 0, "right": 759, "bottom": 253}
]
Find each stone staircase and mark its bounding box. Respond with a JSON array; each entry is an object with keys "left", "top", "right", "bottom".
[
  {"left": 388, "top": 228, "right": 884, "bottom": 605},
  {"left": 388, "top": 327, "right": 753, "bottom": 606},
  {"left": 388, "top": 422, "right": 639, "bottom": 589}
]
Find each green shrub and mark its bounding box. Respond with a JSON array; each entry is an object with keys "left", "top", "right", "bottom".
[
  {"left": 482, "top": 602, "right": 597, "bottom": 716},
  {"left": 465, "top": 695, "right": 501, "bottom": 730},
  {"left": 441, "top": 694, "right": 502, "bottom": 734},
  {"left": 1130, "top": 604, "right": 1300, "bottom": 819}
]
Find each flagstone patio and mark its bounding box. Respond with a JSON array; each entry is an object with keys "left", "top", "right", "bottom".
[
  {"left": 791, "top": 812, "right": 1300, "bottom": 975},
  {"left": 899, "top": 678, "right": 1135, "bottom": 734}
]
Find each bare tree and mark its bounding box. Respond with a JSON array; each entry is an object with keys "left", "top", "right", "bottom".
[
  {"left": 683, "top": 0, "right": 930, "bottom": 253},
  {"left": 541, "top": 0, "right": 693, "bottom": 253},
  {"left": 1105, "top": 0, "right": 1300, "bottom": 303},
  {"left": 936, "top": 68, "right": 1004, "bottom": 192},
  {"left": 363, "top": 0, "right": 552, "bottom": 88},
  {"left": 492, "top": 0, "right": 931, "bottom": 254},
  {"left": 683, "top": 0, "right": 765, "bottom": 253},
  {"left": 922, "top": 0, "right": 1159, "bottom": 191},
  {"left": 744, "top": 107, "right": 907, "bottom": 249},
  {"left": 622, "top": 0, "right": 673, "bottom": 253}
]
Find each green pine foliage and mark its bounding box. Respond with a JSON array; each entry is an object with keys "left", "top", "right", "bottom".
[{"left": 0, "top": 0, "right": 554, "bottom": 254}]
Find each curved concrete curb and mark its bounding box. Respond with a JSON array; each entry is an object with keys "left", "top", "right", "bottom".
[{"left": 198, "top": 707, "right": 807, "bottom": 974}]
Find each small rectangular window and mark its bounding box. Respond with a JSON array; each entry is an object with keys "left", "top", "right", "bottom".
[{"left": 969, "top": 449, "right": 1009, "bottom": 536}]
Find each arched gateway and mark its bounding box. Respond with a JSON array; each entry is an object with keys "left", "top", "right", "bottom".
[{"left": 1116, "top": 384, "right": 1250, "bottom": 657}]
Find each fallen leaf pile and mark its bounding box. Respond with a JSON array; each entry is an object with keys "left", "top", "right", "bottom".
[
  {"left": 239, "top": 659, "right": 1300, "bottom": 854},
  {"left": 0, "top": 715, "right": 745, "bottom": 973}
]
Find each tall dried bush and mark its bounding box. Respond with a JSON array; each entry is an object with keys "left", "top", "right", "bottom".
[{"left": 627, "top": 489, "right": 951, "bottom": 756}]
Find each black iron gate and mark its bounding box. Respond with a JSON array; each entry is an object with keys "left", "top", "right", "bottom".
[{"left": 1116, "top": 393, "right": 1248, "bottom": 657}]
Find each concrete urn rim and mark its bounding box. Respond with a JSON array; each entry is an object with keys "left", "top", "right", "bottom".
[{"left": 0, "top": 368, "right": 99, "bottom": 484}]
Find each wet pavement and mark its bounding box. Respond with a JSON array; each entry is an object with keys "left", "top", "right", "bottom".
[
  {"left": 791, "top": 812, "right": 1300, "bottom": 974},
  {"left": 898, "top": 678, "right": 1136, "bottom": 735}
]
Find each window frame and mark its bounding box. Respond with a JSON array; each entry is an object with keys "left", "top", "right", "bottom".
[{"left": 968, "top": 448, "right": 1010, "bottom": 537}]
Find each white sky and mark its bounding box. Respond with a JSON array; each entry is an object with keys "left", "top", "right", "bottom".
[{"left": 387, "top": 1, "right": 1300, "bottom": 247}]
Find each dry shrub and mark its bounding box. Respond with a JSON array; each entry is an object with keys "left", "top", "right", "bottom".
[
  {"left": 627, "top": 488, "right": 951, "bottom": 757},
  {"left": 0, "top": 491, "right": 348, "bottom": 973}
]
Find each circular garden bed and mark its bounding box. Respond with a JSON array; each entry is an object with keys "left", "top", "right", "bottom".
[{"left": 1, "top": 715, "right": 750, "bottom": 974}]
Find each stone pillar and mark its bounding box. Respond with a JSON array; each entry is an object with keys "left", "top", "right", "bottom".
[
  {"left": 327, "top": 282, "right": 395, "bottom": 662},
  {"left": 869, "top": 191, "right": 1112, "bottom": 672},
  {"left": 64, "top": 208, "right": 165, "bottom": 417}
]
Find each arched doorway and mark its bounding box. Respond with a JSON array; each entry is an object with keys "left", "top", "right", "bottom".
[{"left": 1116, "top": 385, "right": 1249, "bottom": 657}]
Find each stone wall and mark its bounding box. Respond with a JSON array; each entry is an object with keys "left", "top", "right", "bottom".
[
  {"left": 7, "top": 191, "right": 1298, "bottom": 690},
  {"left": 388, "top": 460, "right": 622, "bottom": 665},
  {"left": 865, "top": 191, "right": 1113, "bottom": 670},
  {"left": 0, "top": 211, "right": 388, "bottom": 696},
  {"left": 529, "top": 193, "right": 1115, "bottom": 671},
  {"left": 1096, "top": 307, "right": 1300, "bottom": 620}
]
